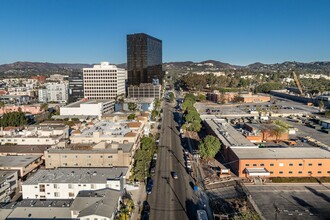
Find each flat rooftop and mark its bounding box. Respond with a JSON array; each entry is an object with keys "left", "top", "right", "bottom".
[
  {"left": 77, "top": 121, "right": 133, "bottom": 138},
  {"left": 47, "top": 142, "right": 134, "bottom": 153},
  {"left": 23, "top": 167, "right": 128, "bottom": 185},
  {"left": 65, "top": 99, "right": 115, "bottom": 108},
  {"left": 0, "top": 170, "right": 17, "bottom": 183},
  {"left": 231, "top": 147, "right": 330, "bottom": 159},
  {"left": 0, "top": 155, "right": 41, "bottom": 167},
  {"left": 0, "top": 145, "right": 49, "bottom": 154},
  {"left": 205, "top": 119, "right": 256, "bottom": 148}
]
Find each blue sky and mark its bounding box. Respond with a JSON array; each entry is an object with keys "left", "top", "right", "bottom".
[{"left": 0, "top": 0, "right": 329, "bottom": 65}]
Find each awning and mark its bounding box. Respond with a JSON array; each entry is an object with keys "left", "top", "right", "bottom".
[{"left": 245, "top": 168, "right": 270, "bottom": 176}]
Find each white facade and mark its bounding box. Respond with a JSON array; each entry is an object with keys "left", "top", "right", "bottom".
[
  {"left": 38, "top": 82, "right": 69, "bottom": 103},
  {"left": 60, "top": 99, "right": 115, "bottom": 118},
  {"left": 22, "top": 168, "right": 127, "bottom": 199},
  {"left": 83, "top": 62, "right": 126, "bottom": 100}
]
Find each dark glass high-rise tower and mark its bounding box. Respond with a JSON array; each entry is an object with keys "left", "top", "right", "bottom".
[{"left": 127, "top": 33, "right": 163, "bottom": 86}]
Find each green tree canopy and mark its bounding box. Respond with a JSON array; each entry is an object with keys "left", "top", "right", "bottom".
[
  {"left": 199, "top": 135, "right": 221, "bottom": 159},
  {"left": 127, "top": 114, "right": 135, "bottom": 120},
  {"left": 127, "top": 102, "right": 137, "bottom": 111},
  {"left": 0, "top": 111, "right": 27, "bottom": 127},
  {"left": 255, "top": 82, "right": 283, "bottom": 93}
]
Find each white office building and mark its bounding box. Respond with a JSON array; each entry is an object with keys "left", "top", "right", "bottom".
[
  {"left": 22, "top": 168, "right": 128, "bottom": 199},
  {"left": 83, "top": 62, "right": 126, "bottom": 100},
  {"left": 38, "top": 82, "right": 69, "bottom": 103},
  {"left": 60, "top": 99, "right": 115, "bottom": 118}
]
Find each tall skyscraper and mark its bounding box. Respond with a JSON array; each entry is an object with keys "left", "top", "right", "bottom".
[
  {"left": 83, "top": 62, "right": 126, "bottom": 100},
  {"left": 68, "top": 72, "right": 84, "bottom": 103},
  {"left": 127, "top": 33, "right": 163, "bottom": 86}
]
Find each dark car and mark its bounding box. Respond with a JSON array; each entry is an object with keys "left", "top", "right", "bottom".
[
  {"left": 142, "top": 201, "right": 150, "bottom": 220},
  {"left": 171, "top": 171, "right": 178, "bottom": 179},
  {"left": 146, "top": 184, "right": 152, "bottom": 194}
]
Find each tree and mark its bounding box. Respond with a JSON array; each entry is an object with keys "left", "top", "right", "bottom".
[
  {"left": 319, "top": 100, "right": 324, "bottom": 112},
  {"left": 255, "top": 82, "right": 283, "bottom": 93},
  {"left": 40, "top": 103, "right": 48, "bottom": 112},
  {"left": 325, "top": 110, "right": 330, "bottom": 118},
  {"left": 127, "top": 102, "right": 137, "bottom": 111},
  {"left": 196, "top": 94, "right": 206, "bottom": 102},
  {"left": 127, "top": 114, "right": 135, "bottom": 120},
  {"left": 154, "top": 98, "right": 161, "bottom": 109},
  {"left": 0, "top": 101, "right": 5, "bottom": 113},
  {"left": 198, "top": 135, "right": 221, "bottom": 159},
  {"left": 0, "top": 111, "right": 27, "bottom": 127},
  {"left": 151, "top": 110, "right": 159, "bottom": 121}
]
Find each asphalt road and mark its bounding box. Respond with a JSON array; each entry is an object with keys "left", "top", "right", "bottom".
[{"left": 147, "top": 100, "right": 198, "bottom": 220}]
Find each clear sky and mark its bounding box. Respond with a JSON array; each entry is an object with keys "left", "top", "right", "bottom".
[{"left": 0, "top": 0, "right": 329, "bottom": 65}]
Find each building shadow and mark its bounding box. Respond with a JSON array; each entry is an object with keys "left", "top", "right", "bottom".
[{"left": 305, "top": 186, "right": 330, "bottom": 203}]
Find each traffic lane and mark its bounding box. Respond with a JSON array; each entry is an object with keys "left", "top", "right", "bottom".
[{"left": 148, "top": 104, "right": 171, "bottom": 218}]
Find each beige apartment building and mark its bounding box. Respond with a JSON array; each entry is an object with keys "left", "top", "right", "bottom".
[{"left": 44, "top": 141, "right": 135, "bottom": 169}]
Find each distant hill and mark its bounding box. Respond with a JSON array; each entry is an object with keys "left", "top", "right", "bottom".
[
  {"left": 164, "top": 60, "right": 330, "bottom": 74},
  {"left": 1, "top": 60, "right": 330, "bottom": 77}
]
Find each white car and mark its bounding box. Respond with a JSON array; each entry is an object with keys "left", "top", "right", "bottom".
[{"left": 153, "top": 153, "right": 157, "bottom": 160}]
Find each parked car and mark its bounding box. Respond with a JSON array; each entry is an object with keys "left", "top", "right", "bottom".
[{"left": 153, "top": 153, "right": 157, "bottom": 160}]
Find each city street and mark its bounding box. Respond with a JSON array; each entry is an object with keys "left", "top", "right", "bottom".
[{"left": 147, "top": 100, "right": 199, "bottom": 220}]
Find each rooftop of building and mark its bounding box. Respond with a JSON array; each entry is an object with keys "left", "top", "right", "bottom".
[
  {"left": 23, "top": 167, "right": 128, "bottom": 185},
  {"left": 231, "top": 147, "right": 330, "bottom": 159},
  {"left": 47, "top": 142, "right": 134, "bottom": 154},
  {"left": 0, "top": 155, "right": 41, "bottom": 168},
  {"left": 0, "top": 145, "right": 49, "bottom": 155},
  {"left": 83, "top": 62, "right": 125, "bottom": 70},
  {"left": 72, "top": 188, "right": 121, "bottom": 218},
  {"left": 0, "top": 170, "right": 17, "bottom": 183},
  {"left": 204, "top": 118, "right": 256, "bottom": 148},
  {"left": 65, "top": 99, "right": 115, "bottom": 108},
  {"left": 76, "top": 121, "right": 137, "bottom": 138}
]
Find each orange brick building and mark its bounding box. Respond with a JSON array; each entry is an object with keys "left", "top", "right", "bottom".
[
  {"left": 237, "top": 93, "right": 270, "bottom": 103},
  {"left": 227, "top": 147, "right": 330, "bottom": 178}
]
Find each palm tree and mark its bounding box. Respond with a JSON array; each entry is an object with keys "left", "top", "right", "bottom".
[
  {"left": 0, "top": 101, "right": 5, "bottom": 114},
  {"left": 319, "top": 100, "right": 324, "bottom": 112}
]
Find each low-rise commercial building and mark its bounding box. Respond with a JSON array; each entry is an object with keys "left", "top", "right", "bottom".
[
  {"left": 237, "top": 93, "right": 271, "bottom": 103},
  {"left": 0, "top": 155, "right": 43, "bottom": 178},
  {"left": 0, "top": 145, "right": 49, "bottom": 156},
  {"left": 0, "top": 171, "right": 18, "bottom": 203},
  {"left": 228, "top": 147, "right": 330, "bottom": 178},
  {"left": 243, "top": 123, "right": 289, "bottom": 143},
  {"left": 127, "top": 83, "right": 161, "bottom": 99},
  {"left": 206, "top": 91, "right": 238, "bottom": 103},
  {"left": 60, "top": 99, "right": 115, "bottom": 118},
  {"left": 0, "top": 104, "right": 44, "bottom": 115},
  {"left": 22, "top": 168, "right": 127, "bottom": 199}
]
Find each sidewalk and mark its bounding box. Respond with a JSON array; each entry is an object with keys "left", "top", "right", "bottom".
[{"left": 130, "top": 183, "right": 146, "bottom": 220}]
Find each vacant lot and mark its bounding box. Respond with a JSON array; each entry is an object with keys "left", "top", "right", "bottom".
[{"left": 246, "top": 184, "right": 330, "bottom": 220}]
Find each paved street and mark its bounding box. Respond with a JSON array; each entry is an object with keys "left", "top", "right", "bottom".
[{"left": 147, "top": 100, "right": 199, "bottom": 220}]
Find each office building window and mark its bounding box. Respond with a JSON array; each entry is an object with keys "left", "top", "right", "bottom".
[
  {"left": 245, "top": 164, "right": 250, "bottom": 166},
  {"left": 270, "top": 171, "right": 273, "bottom": 174},
  {"left": 318, "top": 171, "right": 322, "bottom": 174},
  {"left": 318, "top": 163, "right": 322, "bottom": 166},
  {"left": 260, "top": 164, "right": 264, "bottom": 166},
  {"left": 270, "top": 164, "right": 274, "bottom": 166},
  {"left": 279, "top": 171, "right": 283, "bottom": 174},
  {"left": 298, "top": 171, "right": 302, "bottom": 174},
  {"left": 308, "top": 171, "right": 312, "bottom": 174},
  {"left": 54, "top": 192, "right": 60, "bottom": 197},
  {"left": 308, "top": 163, "right": 312, "bottom": 166},
  {"left": 289, "top": 171, "right": 293, "bottom": 174},
  {"left": 299, "top": 163, "right": 303, "bottom": 166},
  {"left": 289, "top": 163, "right": 293, "bottom": 166}
]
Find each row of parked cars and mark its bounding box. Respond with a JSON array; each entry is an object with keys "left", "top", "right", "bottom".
[{"left": 184, "top": 149, "right": 192, "bottom": 173}]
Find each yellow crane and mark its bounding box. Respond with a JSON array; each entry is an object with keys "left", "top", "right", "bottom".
[{"left": 292, "top": 71, "right": 303, "bottom": 95}]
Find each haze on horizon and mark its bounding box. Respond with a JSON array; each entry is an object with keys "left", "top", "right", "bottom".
[{"left": 1, "top": 0, "right": 330, "bottom": 66}]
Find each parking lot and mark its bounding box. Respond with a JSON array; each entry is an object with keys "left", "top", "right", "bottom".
[{"left": 246, "top": 184, "right": 330, "bottom": 220}]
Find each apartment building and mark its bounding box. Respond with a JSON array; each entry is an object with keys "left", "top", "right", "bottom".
[
  {"left": 0, "top": 155, "right": 43, "bottom": 178},
  {"left": 2, "top": 188, "right": 121, "bottom": 220},
  {"left": 22, "top": 168, "right": 128, "bottom": 199},
  {"left": 0, "top": 124, "right": 69, "bottom": 145},
  {"left": 70, "top": 121, "right": 143, "bottom": 145},
  {"left": 228, "top": 147, "right": 330, "bottom": 178},
  {"left": 0, "top": 171, "right": 18, "bottom": 203},
  {"left": 44, "top": 141, "right": 135, "bottom": 169},
  {"left": 83, "top": 62, "right": 126, "bottom": 100},
  {"left": 60, "top": 99, "right": 115, "bottom": 118},
  {"left": 38, "top": 82, "right": 69, "bottom": 103}
]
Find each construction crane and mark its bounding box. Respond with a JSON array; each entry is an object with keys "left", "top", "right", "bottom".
[{"left": 292, "top": 70, "right": 303, "bottom": 95}]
